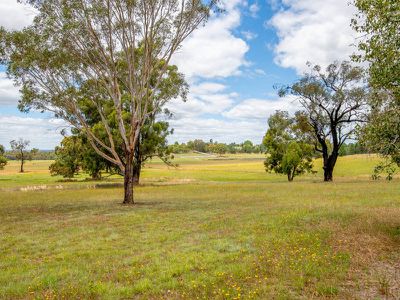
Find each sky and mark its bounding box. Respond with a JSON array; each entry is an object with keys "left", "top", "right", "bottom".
[{"left": 0, "top": 0, "right": 359, "bottom": 149}]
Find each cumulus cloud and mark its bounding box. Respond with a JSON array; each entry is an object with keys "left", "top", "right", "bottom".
[
  {"left": 167, "top": 91, "right": 301, "bottom": 143},
  {"left": 172, "top": 1, "right": 249, "bottom": 79},
  {"left": 269, "top": 0, "right": 357, "bottom": 74},
  {"left": 0, "top": 116, "right": 66, "bottom": 149},
  {"left": 249, "top": 2, "right": 260, "bottom": 18},
  {"left": 168, "top": 116, "right": 267, "bottom": 144},
  {"left": 223, "top": 96, "right": 300, "bottom": 120},
  {"left": 0, "top": 73, "right": 20, "bottom": 105},
  {"left": 166, "top": 81, "right": 237, "bottom": 119},
  {"left": 241, "top": 30, "right": 258, "bottom": 41},
  {"left": 0, "top": 0, "right": 36, "bottom": 30},
  {"left": 0, "top": 1, "right": 35, "bottom": 104}
]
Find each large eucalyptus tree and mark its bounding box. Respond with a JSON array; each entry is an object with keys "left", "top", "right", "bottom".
[
  {"left": 280, "top": 61, "right": 369, "bottom": 181},
  {"left": 2, "top": 0, "right": 217, "bottom": 204}
]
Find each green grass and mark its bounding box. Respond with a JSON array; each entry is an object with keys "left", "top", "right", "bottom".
[{"left": 0, "top": 154, "right": 399, "bottom": 299}]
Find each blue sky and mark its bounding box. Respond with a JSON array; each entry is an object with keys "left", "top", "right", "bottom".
[{"left": 0, "top": 0, "right": 358, "bottom": 149}]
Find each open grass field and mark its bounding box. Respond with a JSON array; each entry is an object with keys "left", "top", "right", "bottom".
[{"left": 0, "top": 154, "right": 399, "bottom": 299}]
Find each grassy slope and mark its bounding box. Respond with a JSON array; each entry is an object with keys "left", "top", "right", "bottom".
[{"left": 0, "top": 154, "right": 399, "bottom": 299}]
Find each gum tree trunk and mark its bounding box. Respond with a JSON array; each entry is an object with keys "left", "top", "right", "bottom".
[
  {"left": 323, "top": 152, "right": 338, "bottom": 182},
  {"left": 123, "top": 152, "right": 135, "bottom": 205},
  {"left": 20, "top": 153, "right": 25, "bottom": 173}
]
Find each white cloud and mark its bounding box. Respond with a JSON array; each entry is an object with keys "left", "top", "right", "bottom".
[
  {"left": 249, "top": 2, "right": 260, "bottom": 18},
  {"left": 269, "top": 0, "right": 357, "bottom": 74},
  {"left": 0, "top": 73, "right": 20, "bottom": 105},
  {"left": 167, "top": 93, "right": 302, "bottom": 143},
  {"left": 254, "top": 69, "right": 266, "bottom": 76},
  {"left": 223, "top": 96, "right": 300, "bottom": 120},
  {"left": 166, "top": 81, "right": 237, "bottom": 119},
  {"left": 190, "top": 82, "right": 227, "bottom": 95},
  {"left": 0, "top": 115, "right": 66, "bottom": 149},
  {"left": 172, "top": 1, "right": 249, "bottom": 80},
  {"left": 0, "top": 0, "right": 36, "bottom": 30},
  {"left": 249, "top": 2, "right": 261, "bottom": 18},
  {"left": 168, "top": 117, "right": 267, "bottom": 144},
  {"left": 241, "top": 30, "right": 258, "bottom": 41},
  {"left": 0, "top": 0, "right": 278, "bottom": 146}
]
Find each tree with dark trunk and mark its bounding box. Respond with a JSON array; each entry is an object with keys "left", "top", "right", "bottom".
[
  {"left": 10, "top": 139, "right": 38, "bottom": 173},
  {"left": 279, "top": 61, "right": 369, "bottom": 181},
  {"left": 2, "top": 0, "right": 217, "bottom": 204}
]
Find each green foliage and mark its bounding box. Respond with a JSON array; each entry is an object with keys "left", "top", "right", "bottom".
[
  {"left": 372, "top": 160, "right": 398, "bottom": 181},
  {"left": 263, "top": 111, "right": 314, "bottom": 181},
  {"left": 170, "top": 140, "right": 263, "bottom": 155},
  {"left": 352, "top": 0, "right": 400, "bottom": 166},
  {"left": 169, "top": 142, "right": 191, "bottom": 154},
  {"left": 187, "top": 139, "right": 208, "bottom": 153},
  {"left": 0, "top": 156, "right": 7, "bottom": 170},
  {"left": 241, "top": 140, "right": 254, "bottom": 153},
  {"left": 49, "top": 136, "right": 84, "bottom": 178},
  {"left": 1, "top": 0, "right": 215, "bottom": 203},
  {"left": 50, "top": 119, "right": 173, "bottom": 180},
  {"left": 338, "top": 143, "right": 367, "bottom": 157},
  {"left": 207, "top": 143, "right": 227, "bottom": 156},
  {"left": 352, "top": 0, "right": 400, "bottom": 98},
  {"left": 359, "top": 90, "right": 400, "bottom": 167},
  {"left": 279, "top": 61, "right": 368, "bottom": 181},
  {"left": 137, "top": 121, "right": 174, "bottom": 170},
  {"left": 0, "top": 144, "right": 6, "bottom": 170}
]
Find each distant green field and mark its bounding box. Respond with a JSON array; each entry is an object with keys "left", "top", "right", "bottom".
[
  {"left": 0, "top": 154, "right": 399, "bottom": 299},
  {"left": 0, "top": 153, "right": 390, "bottom": 188}
]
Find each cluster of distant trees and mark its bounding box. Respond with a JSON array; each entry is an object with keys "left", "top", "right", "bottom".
[
  {"left": 338, "top": 143, "right": 367, "bottom": 157},
  {"left": 5, "top": 150, "right": 55, "bottom": 161},
  {"left": 168, "top": 139, "right": 265, "bottom": 155},
  {"left": 0, "top": 0, "right": 397, "bottom": 203}
]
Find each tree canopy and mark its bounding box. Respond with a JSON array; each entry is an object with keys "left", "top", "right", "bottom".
[
  {"left": 279, "top": 61, "right": 369, "bottom": 181},
  {"left": 2, "top": 0, "right": 217, "bottom": 204},
  {"left": 263, "top": 111, "right": 314, "bottom": 181},
  {"left": 352, "top": 0, "right": 400, "bottom": 168}
]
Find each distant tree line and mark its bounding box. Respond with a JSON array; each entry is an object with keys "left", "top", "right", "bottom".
[
  {"left": 169, "top": 139, "right": 265, "bottom": 155},
  {"left": 338, "top": 143, "right": 367, "bottom": 157},
  {"left": 5, "top": 150, "right": 55, "bottom": 161}
]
